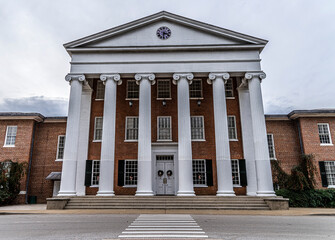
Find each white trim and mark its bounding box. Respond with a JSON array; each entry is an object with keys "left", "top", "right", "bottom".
[
  {"left": 4, "top": 125, "right": 17, "bottom": 147},
  {"left": 157, "top": 79, "right": 171, "bottom": 99},
  {"left": 227, "top": 115, "right": 237, "bottom": 140},
  {"left": 124, "top": 159, "right": 138, "bottom": 187},
  {"left": 125, "top": 116, "right": 139, "bottom": 140},
  {"left": 318, "top": 123, "right": 333, "bottom": 145},
  {"left": 157, "top": 116, "right": 172, "bottom": 141},
  {"left": 226, "top": 97, "right": 236, "bottom": 100},
  {"left": 267, "top": 133, "right": 276, "bottom": 160},
  {"left": 231, "top": 159, "right": 241, "bottom": 187},
  {"left": 191, "top": 116, "right": 205, "bottom": 141},
  {"left": 56, "top": 135, "right": 65, "bottom": 160},
  {"left": 189, "top": 79, "right": 203, "bottom": 99},
  {"left": 126, "top": 80, "right": 139, "bottom": 100},
  {"left": 91, "top": 160, "right": 100, "bottom": 186},
  {"left": 95, "top": 80, "right": 105, "bottom": 100},
  {"left": 192, "top": 159, "right": 207, "bottom": 187},
  {"left": 93, "top": 117, "right": 103, "bottom": 141}
]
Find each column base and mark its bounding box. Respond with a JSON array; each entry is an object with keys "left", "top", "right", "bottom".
[
  {"left": 135, "top": 191, "right": 154, "bottom": 196},
  {"left": 256, "top": 191, "right": 276, "bottom": 197},
  {"left": 177, "top": 191, "right": 195, "bottom": 196},
  {"left": 247, "top": 192, "right": 258, "bottom": 196},
  {"left": 96, "top": 191, "right": 115, "bottom": 197},
  {"left": 57, "top": 191, "right": 76, "bottom": 197},
  {"left": 216, "top": 191, "right": 236, "bottom": 197}
]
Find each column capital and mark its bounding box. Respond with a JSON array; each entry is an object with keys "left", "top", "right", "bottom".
[
  {"left": 65, "top": 74, "right": 86, "bottom": 83},
  {"left": 244, "top": 72, "right": 266, "bottom": 82},
  {"left": 100, "top": 74, "right": 122, "bottom": 85},
  {"left": 207, "top": 72, "right": 230, "bottom": 84},
  {"left": 135, "top": 73, "right": 156, "bottom": 85},
  {"left": 172, "top": 73, "right": 194, "bottom": 85}
]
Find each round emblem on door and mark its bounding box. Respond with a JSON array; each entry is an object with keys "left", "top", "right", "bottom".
[
  {"left": 167, "top": 170, "right": 173, "bottom": 177},
  {"left": 158, "top": 170, "right": 164, "bottom": 177}
]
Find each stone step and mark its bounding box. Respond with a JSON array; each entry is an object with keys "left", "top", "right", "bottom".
[
  {"left": 68, "top": 199, "right": 266, "bottom": 203},
  {"left": 65, "top": 205, "right": 270, "bottom": 210}
]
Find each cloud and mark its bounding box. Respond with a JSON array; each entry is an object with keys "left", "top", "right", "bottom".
[{"left": 0, "top": 96, "right": 68, "bottom": 117}]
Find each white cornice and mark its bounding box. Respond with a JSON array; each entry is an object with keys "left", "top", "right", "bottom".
[
  {"left": 0, "top": 116, "right": 44, "bottom": 122},
  {"left": 64, "top": 11, "right": 268, "bottom": 52}
]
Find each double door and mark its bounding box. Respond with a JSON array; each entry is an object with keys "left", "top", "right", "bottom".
[{"left": 156, "top": 155, "right": 175, "bottom": 195}]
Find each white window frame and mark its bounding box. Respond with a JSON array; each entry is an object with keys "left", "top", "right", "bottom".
[
  {"left": 231, "top": 159, "right": 241, "bottom": 187},
  {"left": 56, "top": 135, "right": 65, "bottom": 161},
  {"left": 4, "top": 126, "right": 17, "bottom": 147},
  {"left": 267, "top": 134, "right": 276, "bottom": 160},
  {"left": 157, "top": 79, "right": 171, "bottom": 100},
  {"left": 325, "top": 161, "right": 335, "bottom": 188},
  {"left": 126, "top": 80, "right": 139, "bottom": 100},
  {"left": 192, "top": 159, "right": 207, "bottom": 187},
  {"left": 189, "top": 79, "right": 203, "bottom": 99},
  {"left": 95, "top": 80, "right": 105, "bottom": 100},
  {"left": 318, "top": 123, "right": 333, "bottom": 146},
  {"left": 124, "top": 159, "right": 138, "bottom": 187},
  {"left": 93, "top": 117, "right": 103, "bottom": 142},
  {"left": 91, "top": 160, "right": 100, "bottom": 187},
  {"left": 157, "top": 116, "right": 172, "bottom": 141},
  {"left": 228, "top": 116, "right": 238, "bottom": 141},
  {"left": 191, "top": 116, "right": 205, "bottom": 141},
  {"left": 125, "top": 116, "right": 139, "bottom": 142},
  {"left": 225, "top": 78, "right": 234, "bottom": 99}
]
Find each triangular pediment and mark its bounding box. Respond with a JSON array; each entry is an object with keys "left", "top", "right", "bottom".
[{"left": 64, "top": 11, "right": 267, "bottom": 51}]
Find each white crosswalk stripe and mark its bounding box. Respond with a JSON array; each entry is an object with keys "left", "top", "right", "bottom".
[{"left": 119, "top": 214, "right": 208, "bottom": 239}]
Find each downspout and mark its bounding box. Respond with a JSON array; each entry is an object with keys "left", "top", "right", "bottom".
[
  {"left": 25, "top": 121, "right": 37, "bottom": 204},
  {"left": 296, "top": 119, "right": 305, "bottom": 155}
]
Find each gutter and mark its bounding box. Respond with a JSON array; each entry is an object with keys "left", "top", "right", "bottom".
[
  {"left": 25, "top": 121, "right": 37, "bottom": 204},
  {"left": 296, "top": 119, "right": 305, "bottom": 155}
]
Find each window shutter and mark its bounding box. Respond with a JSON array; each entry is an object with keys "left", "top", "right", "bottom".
[
  {"left": 85, "top": 160, "right": 93, "bottom": 187},
  {"left": 206, "top": 159, "right": 213, "bottom": 186},
  {"left": 239, "top": 159, "right": 248, "bottom": 187},
  {"left": 118, "top": 160, "right": 125, "bottom": 186},
  {"left": 319, "top": 161, "right": 328, "bottom": 187}
]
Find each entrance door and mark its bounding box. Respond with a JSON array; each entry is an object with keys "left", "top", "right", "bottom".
[{"left": 156, "top": 155, "right": 175, "bottom": 195}]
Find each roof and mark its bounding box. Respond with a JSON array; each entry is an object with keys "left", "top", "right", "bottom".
[
  {"left": 0, "top": 112, "right": 45, "bottom": 122},
  {"left": 288, "top": 109, "right": 335, "bottom": 119},
  {"left": 46, "top": 172, "right": 61, "bottom": 180}
]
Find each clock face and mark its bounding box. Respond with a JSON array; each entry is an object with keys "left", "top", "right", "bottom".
[{"left": 156, "top": 26, "right": 171, "bottom": 40}]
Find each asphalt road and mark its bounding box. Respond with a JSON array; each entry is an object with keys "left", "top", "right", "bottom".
[{"left": 0, "top": 213, "right": 334, "bottom": 239}]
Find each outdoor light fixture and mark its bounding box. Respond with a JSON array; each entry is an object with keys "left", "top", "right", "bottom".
[
  {"left": 197, "top": 100, "right": 201, "bottom": 106},
  {"left": 162, "top": 100, "right": 167, "bottom": 106},
  {"left": 129, "top": 101, "right": 133, "bottom": 107}
]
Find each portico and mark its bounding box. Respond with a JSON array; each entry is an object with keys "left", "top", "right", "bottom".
[{"left": 58, "top": 11, "right": 275, "bottom": 198}]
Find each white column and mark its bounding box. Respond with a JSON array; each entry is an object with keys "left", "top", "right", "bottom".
[
  {"left": 58, "top": 74, "right": 86, "bottom": 196},
  {"left": 75, "top": 86, "right": 92, "bottom": 196},
  {"left": 135, "top": 73, "right": 155, "bottom": 196},
  {"left": 208, "top": 73, "right": 235, "bottom": 196},
  {"left": 245, "top": 72, "right": 275, "bottom": 196},
  {"left": 97, "top": 74, "right": 121, "bottom": 196},
  {"left": 238, "top": 80, "right": 257, "bottom": 196},
  {"left": 173, "top": 73, "right": 195, "bottom": 196}
]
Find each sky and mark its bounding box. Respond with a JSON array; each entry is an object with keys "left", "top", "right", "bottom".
[{"left": 0, "top": 0, "right": 334, "bottom": 116}]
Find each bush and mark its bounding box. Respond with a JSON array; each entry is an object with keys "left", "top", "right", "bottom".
[
  {"left": 276, "top": 189, "right": 335, "bottom": 208},
  {"left": 0, "top": 160, "right": 27, "bottom": 206}
]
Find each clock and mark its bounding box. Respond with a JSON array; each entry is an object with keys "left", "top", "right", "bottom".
[{"left": 156, "top": 26, "right": 171, "bottom": 40}]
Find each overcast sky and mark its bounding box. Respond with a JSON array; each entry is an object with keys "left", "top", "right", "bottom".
[{"left": 0, "top": 0, "right": 334, "bottom": 116}]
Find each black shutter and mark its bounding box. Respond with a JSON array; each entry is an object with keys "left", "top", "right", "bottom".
[
  {"left": 85, "top": 160, "right": 93, "bottom": 187},
  {"left": 239, "top": 159, "right": 248, "bottom": 187},
  {"left": 118, "top": 160, "right": 125, "bottom": 187},
  {"left": 206, "top": 159, "right": 213, "bottom": 187},
  {"left": 319, "top": 161, "right": 328, "bottom": 187}
]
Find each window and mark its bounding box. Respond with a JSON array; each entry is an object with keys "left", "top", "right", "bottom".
[
  {"left": 157, "top": 116, "right": 172, "bottom": 140},
  {"left": 189, "top": 79, "right": 203, "bottom": 98},
  {"left": 192, "top": 160, "right": 207, "bottom": 186},
  {"left": 4, "top": 126, "right": 17, "bottom": 146},
  {"left": 126, "top": 80, "right": 139, "bottom": 99},
  {"left": 96, "top": 81, "right": 105, "bottom": 100},
  {"left": 231, "top": 159, "right": 240, "bottom": 186},
  {"left": 191, "top": 116, "right": 205, "bottom": 140},
  {"left": 56, "top": 135, "right": 65, "bottom": 160},
  {"left": 325, "top": 161, "right": 335, "bottom": 186},
  {"left": 94, "top": 117, "right": 103, "bottom": 141},
  {"left": 228, "top": 116, "right": 237, "bottom": 140},
  {"left": 225, "top": 79, "right": 234, "bottom": 98},
  {"left": 157, "top": 79, "right": 171, "bottom": 99},
  {"left": 91, "top": 160, "right": 100, "bottom": 186},
  {"left": 125, "top": 117, "right": 139, "bottom": 140},
  {"left": 267, "top": 134, "right": 276, "bottom": 160},
  {"left": 318, "top": 123, "right": 332, "bottom": 145},
  {"left": 125, "top": 160, "right": 138, "bottom": 186}
]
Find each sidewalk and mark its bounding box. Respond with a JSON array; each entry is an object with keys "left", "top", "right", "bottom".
[{"left": 1, "top": 204, "right": 335, "bottom": 216}]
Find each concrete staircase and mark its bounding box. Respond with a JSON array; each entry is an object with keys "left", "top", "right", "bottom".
[{"left": 64, "top": 196, "right": 270, "bottom": 210}]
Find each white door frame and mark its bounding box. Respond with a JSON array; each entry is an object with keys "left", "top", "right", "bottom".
[{"left": 152, "top": 145, "right": 178, "bottom": 196}]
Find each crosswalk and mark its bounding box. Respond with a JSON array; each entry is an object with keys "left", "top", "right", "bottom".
[{"left": 118, "top": 214, "right": 208, "bottom": 239}]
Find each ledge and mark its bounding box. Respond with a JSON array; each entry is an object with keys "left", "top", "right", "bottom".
[
  {"left": 46, "top": 198, "right": 70, "bottom": 210},
  {"left": 264, "top": 198, "right": 289, "bottom": 210}
]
